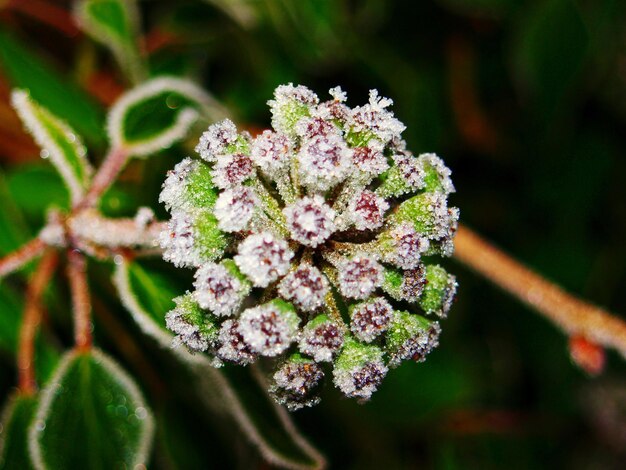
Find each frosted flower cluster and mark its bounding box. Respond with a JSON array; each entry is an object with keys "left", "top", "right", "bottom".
[{"left": 160, "top": 84, "right": 459, "bottom": 410}]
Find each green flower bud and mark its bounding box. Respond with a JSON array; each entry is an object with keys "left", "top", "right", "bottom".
[
  {"left": 385, "top": 311, "right": 440, "bottom": 368},
  {"left": 269, "top": 353, "right": 324, "bottom": 411},
  {"left": 333, "top": 338, "right": 388, "bottom": 400},
  {"left": 420, "top": 264, "right": 457, "bottom": 318},
  {"left": 165, "top": 293, "right": 220, "bottom": 352}
]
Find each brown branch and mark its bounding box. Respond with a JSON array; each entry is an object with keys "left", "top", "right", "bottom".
[
  {"left": 76, "top": 147, "right": 129, "bottom": 210},
  {"left": 0, "top": 237, "right": 46, "bottom": 278},
  {"left": 66, "top": 249, "right": 92, "bottom": 351},
  {"left": 17, "top": 250, "right": 58, "bottom": 395},
  {"left": 454, "top": 224, "right": 626, "bottom": 359}
]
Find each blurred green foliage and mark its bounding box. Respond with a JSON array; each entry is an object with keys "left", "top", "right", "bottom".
[{"left": 1, "top": 0, "right": 626, "bottom": 468}]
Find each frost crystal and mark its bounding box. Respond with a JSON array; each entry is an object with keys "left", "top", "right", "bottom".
[
  {"left": 338, "top": 256, "right": 384, "bottom": 300},
  {"left": 238, "top": 300, "right": 300, "bottom": 356},
  {"left": 194, "top": 261, "right": 249, "bottom": 316},
  {"left": 298, "top": 315, "right": 344, "bottom": 362},
  {"left": 278, "top": 264, "right": 329, "bottom": 312},
  {"left": 349, "top": 190, "right": 389, "bottom": 231},
  {"left": 234, "top": 232, "right": 293, "bottom": 287},
  {"left": 350, "top": 297, "right": 394, "bottom": 343},
  {"left": 270, "top": 355, "right": 324, "bottom": 411},
  {"left": 211, "top": 153, "right": 254, "bottom": 189},
  {"left": 195, "top": 119, "right": 238, "bottom": 162},
  {"left": 250, "top": 130, "right": 292, "bottom": 175},
  {"left": 297, "top": 134, "right": 352, "bottom": 191},
  {"left": 161, "top": 84, "right": 459, "bottom": 408},
  {"left": 217, "top": 319, "right": 257, "bottom": 365},
  {"left": 214, "top": 186, "right": 257, "bottom": 232},
  {"left": 284, "top": 196, "right": 336, "bottom": 247}
]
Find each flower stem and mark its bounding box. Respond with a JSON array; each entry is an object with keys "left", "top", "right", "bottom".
[
  {"left": 66, "top": 249, "right": 92, "bottom": 351},
  {"left": 0, "top": 237, "right": 46, "bottom": 279},
  {"left": 453, "top": 224, "right": 626, "bottom": 359},
  {"left": 17, "top": 250, "right": 58, "bottom": 396}
]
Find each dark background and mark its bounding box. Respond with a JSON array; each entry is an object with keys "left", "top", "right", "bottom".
[{"left": 1, "top": 0, "right": 626, "bottom": 468}]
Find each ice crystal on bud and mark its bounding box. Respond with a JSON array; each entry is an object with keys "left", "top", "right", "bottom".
[
  {"left": 194, "top": 261, "right": 249, "bottom": 316},
  {"left": 250, "top": 130, "right": 292, "bottom": 175},
  {"left": 349, "top": 190, "right": 389, "bottom": 231},
  {"left": 214, "top": 186, "right": 257, "bottom": 232},
  {"left": 333, "top": 339, "right": 388, "bottom": 399},
  {"left": 298, "top": 315, "right": 344, "bottom": 362},
  {"left": 217, "top": 319, "right": 257, "bottom": 365},
  {"left": 284, "top": 196, "right": 336, "bottom": 247},
  {"left": 350, "top": 297, "right": 394, "bottom": 343},
  {"left": 270, "top": 355, "right": 324, "bottom": 411},
  {"left": 211, "top": 153, "right": 254, "bottom": 188},
  {"left": 161, "top": 83, "right": 459, "bottom": 408},
  {"left": 234, "top": 232, "right": 293, "bottom": 287},
  {"left": 297, "top": 134, "right": 352, "bottom": 191},
  {"left": 238, "top": 300, "right": 300, "bottom": 356},
  {"left": 195, "top": 119, "right": 238, "bottom": 162},
  {"left": 278, "top": 264, "right": 329, "bottom": 312},
  {"left": 166, "top": 294, "right": 219, "bottom": 352},
  {"left": 338, "top": 256, "right": 384, "bottom": 300}
]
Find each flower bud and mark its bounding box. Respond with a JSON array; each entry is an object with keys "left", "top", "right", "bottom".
[
  {"left": 349, "top": 297, "right": 393, "bottom": 343},
  {"left": 385, "top": 311, "right": 441, "bottom": 368},
  {"left": 268, "top": 83, "right": 319, "bottom": 136},
  {"left": 238, "top": 299, "right": 300, "bottom": 357},
  {"left": 298, "top": 314, "right": 344, "bottom": 362},
  {"left": 278, "top": 264, "right": 329, "bottom": 313},
  {"left": 419, "top": 265, "right": 457, "bottom": 318},
  {"left": 234, "top": 232, "right": 293, "bottom": 287},
  {"left": 382, "top": 266, "right": 426, "bottom": 303},
  {"left": 269, "top": 354, "right": 324, "bottom": 411},
  {"left": 333, "top": 338, "right": 388, "bottom": 400},
  {"left": 165, "top": 293, "right": 219, "bottom": 352},
  {"left": 160, "top": 157, "right": 218, "bottom": 211},
  {"left": 193, "top": 259, "right": 250, "bottom": 317},
  {"left": 217, "top": 319, "right": 257, "bottom": 365},
  {"left": 160, "top": 209, "right": 229, "bottom": 268}
]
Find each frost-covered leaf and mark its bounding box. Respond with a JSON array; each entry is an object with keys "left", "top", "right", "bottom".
[
  {"left": 0, "top": 29, "right": 105, "bottom": 148},
  {"left": 74, "top": 0, "right": 145, "bottom": 84},
  {"left": 113, "top": 259, "right": 326, "bottom": 469},
  {"left": 0, "top": 394, "right": 37, "bottom": 470},
  {"left": 107, "top": 76, "right": 227, "bottom": 157},
  {"left": 28, "top": 349, "right": 154, "bottom": 470},
  {"left": 11, "top": 90, "right": 92, "bottom": 205}
]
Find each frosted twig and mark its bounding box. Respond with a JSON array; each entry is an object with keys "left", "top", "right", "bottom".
[
  {"left": 0, "top": 238, "right": 46, "bottom": 279},
  {"left": 17, "top": 250, "right": 58, "bottom": 395},
  {"left": 66, "top": 249, "right": 92, "bottom": 350},
  {"left": 77, "top": 146, "right": 129, "bottom": 209},
  {"left": 68, "top": 210, "right": 166, "bottom": 249},
  {"left": 454, "top": 224, "right": 626, "bottom": 359}
]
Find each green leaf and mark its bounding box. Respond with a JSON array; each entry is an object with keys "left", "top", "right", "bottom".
[
  {"left": 0, "top": 28, "right": 105, "bottom": 148},
  {"left": 112, "top": 259, "right": 326, "bottom": 469},
  {"left": 74, "top": 0, "right": 145, "bottom": 84},
  {"left": 107, "top": 76, "right": 227, "bottom": 157},
  {"left": 11, "top": 90, "right": 93, "bottom": 205},
  {"left": 29, "top": 349, "right": 154, "bottom": 469},
  {"left": 0, "top": 394, "right": 38, "bottom": 470}
]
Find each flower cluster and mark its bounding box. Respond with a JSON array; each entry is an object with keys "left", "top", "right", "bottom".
[{"left": 160, "top": 84, "right": 458, "bottom": 410}]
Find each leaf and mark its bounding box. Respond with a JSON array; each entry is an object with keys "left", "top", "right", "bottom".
[
  {"left": 0, "top": 394, "right": 38, "bottom": 470},
  {"left": 11, "top": 90, "right": 93, "bottom": 205},
  {"left": 112, "top": 259, "right": 326, "bottom": 469},
  {"left": 74, "top": 0, "right": 145, "bottom": 84},
  {"left": 0, "top": 28, "right": 105, "bottom": 148},
  {"left": 28, "top": 349, "right": 154, "bottom": 470},
  {"left": 107, "top": 76, "right": 228, "bottom": 158}
]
